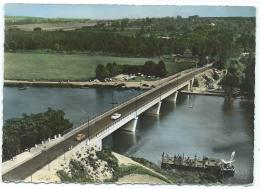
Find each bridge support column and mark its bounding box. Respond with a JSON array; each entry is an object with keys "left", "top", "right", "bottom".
[
  {"left": 190, "top": 78, "right": 194, "bottom": 88},
  {"left": 146, "top": 101, "right": 162, "bottom": 115},
  {"left": 166, "top": 91, "right": 178, "bottom": 102},
  {"left": 121, "top": 116, "right": 138, "bottom": 132},
  {"left": 183, "top": 83, "right": 191, "bottom": 91}
]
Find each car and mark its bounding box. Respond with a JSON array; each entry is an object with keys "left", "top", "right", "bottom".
[
  {"left": 75, "top": 133, "right": 86, "bottom": 141},
  {"left": 111, "top": 113, "right": 121, "bottom": 120},
  {"left": 41, "top": 146, "right": 47, "bottom": 152}
]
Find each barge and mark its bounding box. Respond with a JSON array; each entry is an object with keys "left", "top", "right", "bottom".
[{"left": 161, "top": 152, "right": 235, "bottom": 177}]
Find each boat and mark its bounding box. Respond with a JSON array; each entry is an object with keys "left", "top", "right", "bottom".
[
  {"left": 161, "top": 152, "right": 235, "bottom": 177},
  {"left": 80, "top": 86, "right": 89, "bottom": 89},
  {"left": 18, "top": 86, "right": 29, "bottom": 90}
]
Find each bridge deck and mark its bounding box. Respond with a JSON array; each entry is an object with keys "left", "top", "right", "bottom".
[{"left": 2, "top": 64, "right": 212, "bottom": 181}]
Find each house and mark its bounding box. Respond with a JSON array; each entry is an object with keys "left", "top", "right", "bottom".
[{"left": 183, "top": 49, "right": 193, "bottom": 58}]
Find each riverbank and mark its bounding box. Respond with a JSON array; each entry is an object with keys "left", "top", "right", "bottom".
[
  {"left": 181, "top": 89, "right": 225, "bottom": 97},
  {"left": 23, "top": 143, "right": 168, "bottom": 184},
  {"left": 22, "top": 142, "right": 222, "bottom": 184},
  {"left": 4, "top": 69, "right": 184, "bottom": 90}
]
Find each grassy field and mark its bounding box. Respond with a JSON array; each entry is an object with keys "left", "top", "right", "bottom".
[{"left": 4, "top": 52, "right": 195, "bottom": 81}]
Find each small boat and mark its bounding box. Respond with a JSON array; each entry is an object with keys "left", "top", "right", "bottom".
[
  {"left": 80, "top": 86, "right": 89, "bottom": 89},
  {"left": 161, "top": 152, "right": 235, "bottom": 177},
  {"left": 18, "top": 86, "right": 29, "bottom": 90}
]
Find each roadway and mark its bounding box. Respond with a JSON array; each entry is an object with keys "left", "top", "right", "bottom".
[{"left": 2, "top": 65, "right": 211, "bottom": 181}]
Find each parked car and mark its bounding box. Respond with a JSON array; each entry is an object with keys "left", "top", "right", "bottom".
[
  {"left": 75, "top": 133, "right": 86, "bottom": 141},
  {"left": 142, "top": 83, "right": 149, "bottom": 87},
  {"left": 111, "top": 113, "right": 121, "bottom": 120}
]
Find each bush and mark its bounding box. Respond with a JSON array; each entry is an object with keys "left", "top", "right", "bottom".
[{"left": 3, "top": 108, "right": 73, "bottom": 161}]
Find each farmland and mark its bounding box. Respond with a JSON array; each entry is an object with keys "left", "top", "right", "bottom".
[{"left": 4, "top": 52, "right": 195, "bottom": 81}]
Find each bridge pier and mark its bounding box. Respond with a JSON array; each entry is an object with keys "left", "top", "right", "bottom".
[
  {"left": 183, "top": 83, "right": 191, "bottom": 91},
  {"left": 146, "top": 101, "right": 162, "bottom": 115},
  {"left": 120, "top": 116, "right": 138, "bottom": 132},
  {"left": 190, "top": 78, "right": 194, "bottom": 88},
  {"left": 166, "top": 91, "right": 179, "bottom": 102}
]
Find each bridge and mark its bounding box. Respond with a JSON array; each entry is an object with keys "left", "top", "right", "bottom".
[{"left": 2, "top": 64, "right": 213, "bottom": 181}]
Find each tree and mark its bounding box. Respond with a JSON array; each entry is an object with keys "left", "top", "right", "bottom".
[
  {"left": 155, "top": 60, "right": 167, "bottom": 77},
  {"left": 95, "top": 64, "right": 108, "bottom": 80},
  {"left": 222, "top": 59, "right": 245, "bottom": 98},
  {"left": 33, "top": 27, "right": 42, "bottom": 31},
  {"left": 143, "top": 61, "right": 156, "bottom": 76},
  {"left": 240, "top": 53, "right": 255, "bottom": 98},
  {"left": 3, "top": 108, "right": 72, "bottom": 161}
]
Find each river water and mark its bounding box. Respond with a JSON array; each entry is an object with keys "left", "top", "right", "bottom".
[{"left": 3, "top": 87, "right": 254, "bottom": 184}]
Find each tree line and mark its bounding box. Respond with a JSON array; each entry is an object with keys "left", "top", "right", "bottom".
[
  {"left": 2, "top": 108, "right": 73, "bottom": 161},
  {"left": 5, "top": 20, "right": 255, "bottom": 65},
  {"left": 95, "top": 60, "right": 167, "bottom": 80},
  {"left": 222, "top": 53, "right": 255, "bottom": 98}
]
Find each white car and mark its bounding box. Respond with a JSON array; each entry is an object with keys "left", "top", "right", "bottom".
[{"left": 111, "top": 113, "right": 121, "bottom": 120}]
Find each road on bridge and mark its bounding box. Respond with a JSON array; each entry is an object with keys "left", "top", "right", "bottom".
[{"left": 2, "top": 65, "right": 212, "bottom": 181}]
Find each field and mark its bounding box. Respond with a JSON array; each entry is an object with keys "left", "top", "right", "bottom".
[
  {"left": 6, "top": 22, "right": 96, "bottom": 31},
  {"left": 4, "top": 52, "right": 195, "bottom": 81}
]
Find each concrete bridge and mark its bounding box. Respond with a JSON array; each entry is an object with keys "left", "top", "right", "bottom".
[{"left": 2, "top": 64, "right": 213, "bottom": 181}]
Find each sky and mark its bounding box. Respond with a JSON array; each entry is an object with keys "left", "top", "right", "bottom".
[{"left": 4, "top": 4, "right": 256, "bottom": 19}]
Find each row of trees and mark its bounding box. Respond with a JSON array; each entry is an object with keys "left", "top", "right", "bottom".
[
  {"left": 5, "top": 22, "right": 255, "bottom": 61},
  {"left": 3, "top": 108, "right": 73, "bottom": 161},
  {"left": 95, "top": 60, "right": 167, "bottom": 80}
]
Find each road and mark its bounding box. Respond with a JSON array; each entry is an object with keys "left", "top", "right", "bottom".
[{"left": 2, "top": 65, "right": 211, "bottom": 181}]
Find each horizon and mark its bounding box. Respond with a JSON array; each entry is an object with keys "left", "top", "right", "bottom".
[{"left": 5, "top": 4, "right": 256, "bottom": 20}]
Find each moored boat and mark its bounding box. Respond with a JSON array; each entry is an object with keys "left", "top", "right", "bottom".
[{"left": 161, "top": 151, "right": 235, "bottom": 177}]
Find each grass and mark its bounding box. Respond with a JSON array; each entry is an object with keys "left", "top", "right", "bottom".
[
  {"left": 4, "top": 52, "right": 196, "bottom": 81},
  {"left": 106, "top": 164, "right": 171, "bottom": 184},
  {"left": 130, "top": 156, "right": 222, "bottom": 185}
]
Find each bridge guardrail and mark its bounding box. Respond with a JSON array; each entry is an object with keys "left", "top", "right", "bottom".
[
  {"left": 63, "top": 63, "right": 213, "bottom": 139},
  {"left": 86, "top": 63, "right": 213, "bottom": 140}
]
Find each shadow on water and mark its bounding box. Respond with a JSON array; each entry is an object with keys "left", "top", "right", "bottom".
[{"left": 103, "top": 129, "right": 138, "bottom": 154}]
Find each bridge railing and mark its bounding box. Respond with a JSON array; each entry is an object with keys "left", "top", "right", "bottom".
[{"left": 62, "top": 63, "right": 213, "bottom": 139}]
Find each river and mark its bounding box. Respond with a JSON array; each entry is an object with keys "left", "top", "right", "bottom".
[{"left": 3, "top": 87, "right": 254, "bottom": 184}]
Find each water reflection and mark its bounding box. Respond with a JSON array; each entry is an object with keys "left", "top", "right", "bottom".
[
  {"left": 104, "top": 95, "right": 254, "bottom": 184},
  {"left": 3, "top": 87, "right": 254, "bottom": 184},
  {"left": 103, "top": 130, "right": 137, "bottom": 154}
]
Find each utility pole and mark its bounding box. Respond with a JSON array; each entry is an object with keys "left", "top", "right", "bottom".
[
  {"left": 48, "top": 157, "right": 50, "bottom": 170},
  {"left": 63, "top": 147, "right": 66, "bottom": 160}
]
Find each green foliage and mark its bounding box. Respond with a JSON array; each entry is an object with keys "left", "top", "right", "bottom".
[
  {"left": 96, "top": 60, "right": 168, "bottom": 79},
  {"left": 130, "top": 156, "right": 164, "bottom": 174},
  {"left": 156, "top": 60, "right": 167, "bottom": 77},
  {"left": 2, "top": 108, "right": 73, "bottom": 161},
  {"left": 240, "top": 53, "right": 255, "bottom": 97},
  {"left": 222, "top": 59, "right": 245, "bottom": 97},
  {"left": 57, "top": 160, "right": 93, "bottom": 183},
  {"left": 57, "top": 148, "right": 119, "bottom": 183},
  {"left": 33, "top": 27, "right": 42, "bottom": 31},
  {"left": 95, "top": 64, "right": 109, "bottom": 80},
  {"left": 106, "top": 164, "right": 170, "bottom": 183},
  {"left": 166, "top": 170, "right": 221, "bottom": 184},
  {"left": 96, "top": 149, "right": 119, "bottom": 171},
  {"left": 4, "top": 52, "right": 157, "bottom": 81},
  {"left": 4, "top": 16, "right": 255, "bottom": 58}
]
